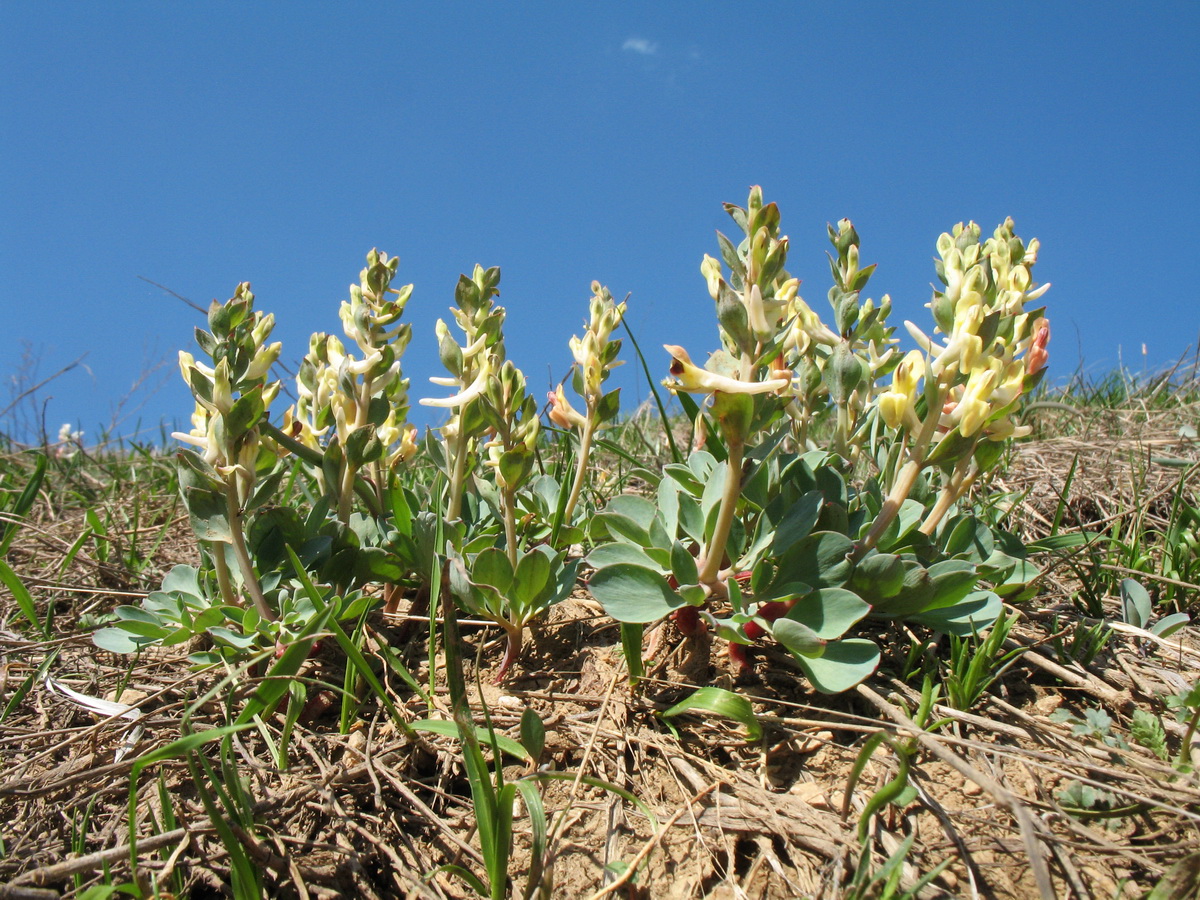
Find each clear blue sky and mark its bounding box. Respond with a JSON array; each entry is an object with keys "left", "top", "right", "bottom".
[{"left": 3, "top": 3, "right": 1197, "bottom": 444}]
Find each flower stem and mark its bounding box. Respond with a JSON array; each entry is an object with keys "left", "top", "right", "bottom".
[
  {"left": 698, "top": 437, "right": 745, "bottom": 587},
  {"left": 562, "top": 416, "right": 596, "bottom": 526},
  {"left": 857, "top": 378, "right": 948, "bottom": 558},
  {"left": 919, "top": 456, "right": 978, "bottom": 537},
  {"left": 502, "top": 485, "right": 519, "bottom": 570},
  {"left": 225, "top": 481, "right": 274, "bottom": 621},
  {"left": 336, "top": 374, "right": 374, "bottom": 524},
  {"left": 211, "top": 542, "right": 237, "bottom": 608},
  {"left": 446, "top": 427, "right": 469, "bottom": 523}
]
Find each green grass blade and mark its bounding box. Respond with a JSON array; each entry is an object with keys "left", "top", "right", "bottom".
[
  {"left": 620, "top": 316, "right": 681, "bottom": 464},
  {"left": 0, "top": 452, "right": 46, "bottom": 555},
  {"left": 842, "top": 731, "right": 889, "bottom": 819},
  {"left": 58, "top": 525, "right": 94, "bottom": 577},
  {"left": 515, "top": 778, "right": 549, "bottom": 900},
  {"left": 125, "top": 722, "right": 252, "bottom": 873},
  {"left": 658, "top": 686, "right": 763, "bottom": 741},
  {"left": 433, "top": 864, "right": 489, "bottom": 898},
  {"left": 1050, "top": 452, "right": 1079, "bottom": 536},
  {"left": 0, "top": 558, "right": 47, "bottom": 637},
  {"left": 533, "top": 771, "right": 660, "bottom": 833},
  {"left": 411, "top": 719, "right": 532, "bottom": 763},
  {"left": 284, "top": 544, "right": 411, "bottom": 734}
]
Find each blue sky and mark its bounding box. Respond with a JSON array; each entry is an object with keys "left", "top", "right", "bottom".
[{"left": 2, "top": 3, "right": 1197, "bottom": 444}]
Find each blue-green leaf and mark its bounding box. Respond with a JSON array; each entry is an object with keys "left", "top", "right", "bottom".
[
  {"left": 92, "top": 627, "right": 152, "bottom": 654},
  {"left": 588, "top": 564, "right": 684, "bottom": 623},
  {"left": 908, "top": 590, "right": 1001, "bottom": 635},
  {"left": 771, "top": 491, "right": 823, "bottom": 555},
  {"left": 772, "top": 617, "right": 824, "bottom": 655},
  {"left": 1120, "top": 578, "right": 1152, "bottom": 630},
  {"left": 586, "top": 542, "right": 668, "bottom": 574},
  {"left": 791, "top": 638, "right": 880, "bottom": 694},
  {"left": 784, "top": 587, "right": 871, "bottom": 639},
  {"left": 769, "top": 531, "right": 855, "bottom": 593},
  {"left": 1151, "top": 612, "right": 1190, "bottom": 638}
]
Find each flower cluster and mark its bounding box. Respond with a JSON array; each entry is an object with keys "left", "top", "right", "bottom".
[
  {"left": 896, "top": 218, "right": 1051, "bottom": 445},
  {"left": 288, "top": 250, "right": 416, "bottom": 503},
  {"left": 420, "top": 264, "right": 505, "bottom": 522},
  {"left": 548, "top": 281, "right": 626, "bottom": 430},
  {"left": 421, "top": 264, "right": 505, "bottom": 415},
  {"left": 547, "top": 282, "right": 627, "bottom": 525},
  {"left": 174, "top": 283, "right": 282, "bottom": 504},
  {"left": 664, "top": 195, "right": 911, "bottom": 459},
  {"left": 663, "top": 187, "right": 803, "bottom": 414}
]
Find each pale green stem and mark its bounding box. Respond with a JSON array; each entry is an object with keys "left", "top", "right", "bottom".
[
  {"left": 693, "top": 335, "right": 762, "bottom": 587},
  {"left": 919, "top": 455, "right": 978, "bottom": 537},
  {"left": 834, "top": 402, "right": 851, "bottom": 459},
  {"left": 561, "top": 415, "right": 597, "bottom": 526},
  {"left": 337, "top": 374, "right": 374, "bottom": 524},
  {"left": 225, "top": 479, "right": 274, "bottom": 621},
  {"left": 446, "top": 424, "right": 469, "bottom": 523},
  {"left": 698, "top": 437, "right": 745, "bottom": 587},
  {"left": 857, "top": 378, "right": 948, "bottom": 558},
  {"left": 1179, "top": 707, "right": 1200, "bottom": 768},
  {"left": 337, "top": 460, "right": 359, "bottom": 525},
  {"left": 695, "top": 336, "right": 759, "bottom": 588},
  {"left": 211, "top": 542, "right": 237, "bottom": 608},
  {"left": 501, "top": 484, "right": 519, "bottom": 570}
]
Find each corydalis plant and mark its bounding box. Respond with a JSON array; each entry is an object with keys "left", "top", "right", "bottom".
[
  {"left": 174, "top": 284, "right": 282, "bottom": 620},
  {"left": 422, "top": 266, "right": 578, "bottom": 680},
  {"left": 663, "top": 186, "right": 795, "bottom": 596},
  {"left": 588, "top": 188, "right": 1051, "bottom": 693},
  {"left": 456, "top": 359, "right": 578, "bottom": 680},
  {"left": 863, "top": 218, "right": 1051, "bottom": 552},
  {"left": 421, "top": 264, "right": 505, "bottom": 522},
  {"left": 548, "top": 281, "right": 626, "bottom": 526},
  {"left": 286, "top": 249, "right": 416, "bottom": 523}
]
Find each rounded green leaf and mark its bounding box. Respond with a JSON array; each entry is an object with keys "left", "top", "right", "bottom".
[
  {"left": 586, "top": 542, "right": 668, "bottom": 574},
  {"left": 588, "top": 563, "right": 684, "bottom": 623},
  {"left": 471, "top": 547, "right": 514, "bottom": 594},
  {"left": 513, "top": 547, "right": 552, "bottom": 607},
  {"left": 1151, "top": 612, "right": 1190, "bottom": 638},
  {"left": 772, "top": 617, "right": 824, "bottom": 655},
  {"left": 908, "top": 590, "right": 1001, "bottom": 635},
  {"left": 785, "top": 587, "right": 871, "bottom": 639},
  {"left": 92, "top": 627, "right": 152, "bottom": 654},
  {"left": 791, "top": 638, "right": 881, "bottom": 694},
  {"left": 770, "top": 531, "right": 855, "bottom": 592},
  {"left": 520, "top": 707, "right": 546, "bottom": 762},
  {"left": 771, "top": 491, "right": 824, "bottom": 556},
  {"left": 670, "top": 540, "right": 698, "bottom": 587},
  {"left": 1120, "top": 578, "right": 1152, "bottom": 630},
  {"left": 161, "top": 565, "right": 203, "bottom": 599}
]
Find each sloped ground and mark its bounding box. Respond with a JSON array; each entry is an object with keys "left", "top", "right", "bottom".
[{"left": 2, "top": 410, "right": 1199, "bottom": 899}]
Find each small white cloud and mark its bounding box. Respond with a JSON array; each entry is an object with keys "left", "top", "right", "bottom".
[{"left": 622, "top": 37, "right": 659, "bottom": 56}]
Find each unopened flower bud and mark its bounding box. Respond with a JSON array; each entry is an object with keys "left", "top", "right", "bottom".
[
  {"left": 1026, "top": 318, "right": 1050, "bottom": 374},
  {"left": 701, "top": 255, "right": 723, "bottom": 302}
]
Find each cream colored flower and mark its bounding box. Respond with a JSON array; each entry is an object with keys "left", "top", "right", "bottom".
[{"left": 662, "top": 345, "right": 790, "bottom": 396}]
